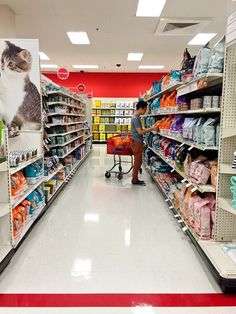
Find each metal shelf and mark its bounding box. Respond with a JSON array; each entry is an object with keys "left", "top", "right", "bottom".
[
  {"left": 145, "top": 108, "right": 221, "bottom": 117},
  {"left": 11, "top": 177, "right": 45, "bottom": 209},
  {"left": 220, "top": 164, "right": 236, "bottom": 174},
  {"left": 92, "top": 107, "right": 134, "bottom": 110},
  {"left": 47, "top": 112, "right": 85, "bottom": 117},
  {"left": 218, "top": 197, "right": 236, "bottom": 216},
  {"left": 47, "top": 90, "right": 84, "bottom": 104},
  {"left": 47, "top": 101, "right": 84, "bottom": 110},
  {"left": 85, "top": 134, "right": 93, "bottom": 140},
  {"left": 59, "top": 142, "right": 85, "bottom": 159},
  {"left": 47, "top": 121, "right": 85, "bottom": 127},
  {"left": 157, "top": 131, "right": 218, "bottom": 151},
  {"left": 92, "top": 115, "right": 132, "bottom": 117},
  {"left": 44, "top": 165, "right": 64, "bottom": 181},
  {"left": 148, "top": 145, "right": 216, "bottom": 193},
  {"left": 146, "top": 82, "right": 183, "bottom": 102},
  {"left": 47, "top": 128, "right": 85, "bottom": 138},
  {"left": 199, "top": 241, "right": 236, "bottom": 279},
  {"left": 49, "top": 135, "right": 84, "bottom": 148},
  {"left": 177, "top": 73, "right": 223, "bottom": 97},
  {"left": 10, "top": 155, "right": 44, "bottom": 175}
]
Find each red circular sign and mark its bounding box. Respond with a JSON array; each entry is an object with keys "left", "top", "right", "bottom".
[
  {"left": 87, "top": 93, "right": 92, "bottom": 99},
  {"left": 77, "top": 84, "right": 85, "bottom": 92},
  {"left": 57, "top": 68, "right": 69, "bottom": 80}
]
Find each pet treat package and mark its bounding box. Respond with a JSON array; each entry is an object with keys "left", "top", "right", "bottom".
[
  {"left": 194, "top": 199, "right": 211, "bottom": 240},
  {"left": 193, "top": 117, "right": 206, "bottom": 144},
  {"left": 208, "top": 36, "right": 225, "bottom": 73},
  {"left": 193, "top": 44, "right": 211, "bottom": 78},
  {"left": 189, "top": 195, "right": 202, "bottom": 228},
  {"left": 201, "top": 118, "right": 218, "bottom": 146}
]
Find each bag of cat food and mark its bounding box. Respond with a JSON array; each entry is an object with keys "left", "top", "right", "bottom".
[
  {"left": 179, "top": 182, "right": 187, "bottom": 213},
  {"left": 183, "top": 187, "right": 194, "bottom": 221},
  {"left": 208, "top": 36, "right": 225, "bottom": 73},
  {"left": 201, "top": 118, "right": 218, "bottom": 147},
  {"left": 194, "top": 199, "right": 211, "bottom": 240},
  {"left": 184, "top": 153, "right": 192, "bottom": 177},
  {"left": 174, "top": 188, "right": 181, "bottom": 210},
  {"left": 189, "top": 195, "right": 202, "bottom": 228},
  {"left": 181, "top": 48, "right": 196, "bottom": 82},
  {"left": 193, "top": 44, "right": 211, "bottom": 78},
  {"left": 193, "top": 117, "right": 205, "bottom": 144},
  {"left": 190, "top": 161, "right": 211, "bottom": 185},
  {"left": 170, "top": 115, "right": 184, "bottom": 137}
]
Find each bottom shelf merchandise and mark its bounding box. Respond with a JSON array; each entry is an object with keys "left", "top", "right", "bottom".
[
  {"left": 12, "top": 184, "right": 45, "bottom": 239},
  {"left": 145, "top": 148, "right": 216, "bottom": 241}
]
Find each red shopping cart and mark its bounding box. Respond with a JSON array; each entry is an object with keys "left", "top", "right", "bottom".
[{"left": 105, "top": 134, "right": 142, "bottom": 180}]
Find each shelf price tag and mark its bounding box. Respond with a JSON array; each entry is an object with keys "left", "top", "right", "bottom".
[
  {"left": 191, "top": 187, "right": 198, "bottom": 193},
  {"left": 171, "top": 169, "right": 175, "bottom": 173},
  {"left": 169, "top": 205, "right": 174, "bottom": 209},
  {"left": 186, "top": 182, "right": 192, "bottom": 188},
  {"left": 182, "top": 226, "right": 189, "bottom": 232},
  {"left": 181, "top": 178, "right": 187, "bottom": 183},
  {"left": 188, "top": 146, "right": 194, "bottom": 151},
  {"left": 174, "top": 214, "right": 181, "bottom": 218},
  {"left": 178, "top": 219, "right": 184, "bottom": 223},
  {"left": 165, "top": 199, "right": 170, "bottom": 202},
  {"left": 180, "top": 143, "right": 185, "bottom": 147}
]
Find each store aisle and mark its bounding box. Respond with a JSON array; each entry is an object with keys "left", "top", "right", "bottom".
[{"left": 1, "top": 145, "right": 234, "bottom": 312}]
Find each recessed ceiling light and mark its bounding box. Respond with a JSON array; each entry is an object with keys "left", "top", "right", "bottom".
[
  {"left": 128, "top": 53, "right": 144, "bottom": 61},
  {"left": 40, "top": 64, "right": 59, "bottom": 69},
  {"left": 67, "top": 32, "right": 90, "bottom": 45},
  {"left": 136, "top": 0, "right": 166, "bottom": 17},
  {"left": 139, "top": 65, "right": 165, "bottom": 69},
  {"left": 188, "top": 33, "right": 217, "bottom": 45},
  {"left": 73, "top": 65, "right": 98, "bottom": 69},
  {"left": 39, "top": 52, "right": 50, "bottom": 60}
]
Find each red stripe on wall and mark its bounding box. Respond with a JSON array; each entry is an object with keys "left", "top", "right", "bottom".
[
  {"left": 44, "top": 72, "right": 166, "bottom": 98},
  {"left": 0, "top": 293, "right": 236, "bottom": 307}
]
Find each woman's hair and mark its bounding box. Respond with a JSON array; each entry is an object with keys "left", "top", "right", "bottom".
[{"left": 136, "top": 100, "right": 148, "bottom": 110}]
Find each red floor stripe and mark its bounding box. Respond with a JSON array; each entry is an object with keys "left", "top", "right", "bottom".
[{"left": 0, "top": 293, "right": 236, "bottom": 307}]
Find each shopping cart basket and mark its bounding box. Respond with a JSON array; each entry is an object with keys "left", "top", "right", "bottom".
[{"left": 105, "top": 133, "right": 134, "bottom": 180}]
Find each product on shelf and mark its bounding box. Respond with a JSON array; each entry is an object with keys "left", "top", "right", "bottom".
[
  {"left": 24, "top": 160, "right": 43, "bottom": 184},
  {"left": 9, "top": 149, "right": 38, "bottom": 168}
]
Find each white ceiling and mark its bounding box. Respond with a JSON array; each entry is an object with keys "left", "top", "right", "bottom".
[{"left": 0, "top": 0, "right": 231, "bottom": 72}]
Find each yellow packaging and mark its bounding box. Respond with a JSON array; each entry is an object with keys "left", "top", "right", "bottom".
[
  {"left": 100, "top": 133, "right": 106, "bottom": 141},
  {"left": 93, "top": 133, "right": 100, "bottom": 141},
  {"left": 99, "top": 124, "right": 105, "bottom": 132},
  {"left": 128, "top": 124, "right": 131, "bottom": 131},
  {"left": 92, "top": 124, "right": 99, "bottom": 132},
  {"left": 97, "top": 109, "right": 101, "bottom": 115},
  {"left": 94, "top": 100, "right": 101, "bottom": 108},
  {"left": 116, "top": 125, "right": 122, "bottom": 132},
  {"left": 93, "top": 116, "right": 100, "bottom": 124}
]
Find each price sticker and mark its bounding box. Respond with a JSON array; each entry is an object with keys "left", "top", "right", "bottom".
[
  {"left": 191, "top": 187, "right": 198, "bottom": 193},
  {"left": 182, "top": 226, "right": 189, "bottom": 232},
  {"left": 169, "top": 206, "right": 174, "bottom": 209},
  {"left": 174, "top": 214, "right": 181, "bottom": 218},
  {"left": 165, "top": 199, "right": 170, "bottom": 202},
  {"left": 171, "top": 169, "right": 175, "bottom": 173},
  {"left": 180, "top": 143, "right": 185, "bottom": 147},
  {"left": 188, "top": 146, "right": 194, "bottom": 151},
  {"left": 178, "top": 219, "right": 184, "bottom": 223},
  {"left": 181, "top": 178, "right": 187, "bottom": 183},
  {"left": 186, "top": 182, "right": 192, "bottom": 188}
]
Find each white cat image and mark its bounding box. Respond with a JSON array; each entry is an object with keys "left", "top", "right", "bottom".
[{"left": 0, "top": 40, "right": 41, "bottom": 130}]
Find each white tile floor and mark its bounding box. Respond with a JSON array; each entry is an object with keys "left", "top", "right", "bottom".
[{"left": 0, "top": 145, "right": 235, "bottom": 313}]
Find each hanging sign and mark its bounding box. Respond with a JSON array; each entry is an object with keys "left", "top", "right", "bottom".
[
  {"left": 57, "top": 68, "right": 69, "bottom": 80},
  {"left": 77, "top": 84, "right": 85, "bottom": 92}
]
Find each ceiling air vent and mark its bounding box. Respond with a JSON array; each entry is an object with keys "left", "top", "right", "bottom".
[
  {"left": 163, "top": 23, "right": 199, "bottom": 33},
  {"left": 155, "top": 18, "right": 211, "bottom": 36}
]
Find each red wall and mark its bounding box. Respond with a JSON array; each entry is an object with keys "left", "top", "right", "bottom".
[{"left": 44, "top": 72, "right": 166, "bottom": 98}]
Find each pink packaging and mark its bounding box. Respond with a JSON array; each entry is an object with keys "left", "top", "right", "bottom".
[
  {"left": 189, "top": 195, "right": 202, "bottom": 228},
  {"left": 194, "top": 199, "right": 211, "bottom": 240},
  {"left": 190, "top": 161, "right": 211, "bottom": 185},
  {"left": 179, "top": 183, "right": 187, "bottom": 214}
]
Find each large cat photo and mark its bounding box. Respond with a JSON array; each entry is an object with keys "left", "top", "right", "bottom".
[{"left": 0, "top": 40, "right": 42, "bottom": 131}]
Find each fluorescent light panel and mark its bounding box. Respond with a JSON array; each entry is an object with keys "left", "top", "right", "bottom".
[
  {"left": 67, "top": 32, "right": 90, "bottom": 44},
  {"left": 128, "top": 53, "right": 143, "bottom": 61},
  {"left": 188, "top": 33, "right": 217, "bottom": 45},
  {"left": 139, "top": 65, "right": 165, "bottom": 69},
  {"left": 73, "top": 65, "right": 98, "bottom": 69},
  {"left": 40, "top": 64, "right": 59, "bottom": 69},
  {"left": 39, "top": 52, "right": 50, "bottom": 60},
  {"left": 136, "top": 0, "right": 166, "bottom": 17}
]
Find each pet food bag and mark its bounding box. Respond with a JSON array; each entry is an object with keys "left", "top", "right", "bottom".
[
  {"left": 194, "top": 199, "right": 211, "bottom": 240},
  {"left": 189, "top": 195, "right": 202, "bottom": 228},
  {"left": 208, "top": 36, "right": 225, "bottom": 73},
  {"left": 193, "top": 44, "right": 211, "bottom": 78},
  {"left": 201, "top": 118, "right": 218, "bottom": 147}
]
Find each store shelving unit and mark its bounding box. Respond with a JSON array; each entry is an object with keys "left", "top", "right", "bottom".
[
  {"left": 146, "top": 82, "right": 183, "bottom": 102},
  {"left": 92, "top": 98, "right": 136, "bottom": 143},
  {"left": 143, "top": 54, "right": 236, "bottom": 288}
]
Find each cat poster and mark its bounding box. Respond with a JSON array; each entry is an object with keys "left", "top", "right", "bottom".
[{"left": 0, "top": 39, "right": 42, "bottom": 133}]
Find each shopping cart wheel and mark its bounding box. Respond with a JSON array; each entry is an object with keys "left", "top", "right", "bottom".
[
  {"left": 139, "top": 168, "right": 142, "bottom": 174},
  {"left": 117, "top": 173, "right": 123, "bottom": 180},
  {"left": 105, "top": 172, "right": 111, "bottom": 178}
]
